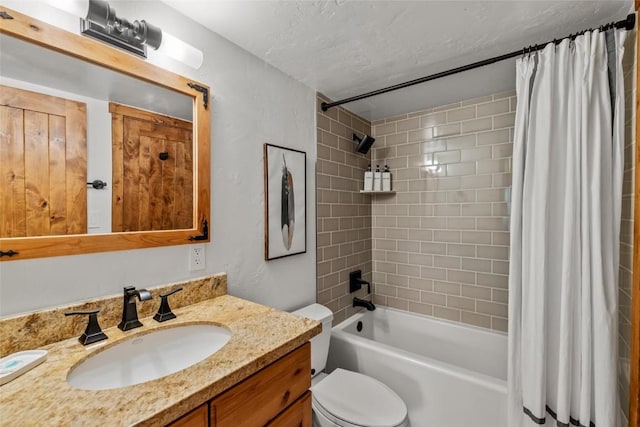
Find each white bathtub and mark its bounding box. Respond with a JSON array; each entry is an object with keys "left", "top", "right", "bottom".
[{"left": 326, "top": 307, "right": 507, "bottom": 427}]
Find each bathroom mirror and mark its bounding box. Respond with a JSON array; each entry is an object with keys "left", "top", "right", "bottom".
[{"left": 0, "top": 7, "right": 210, "bottom": 260}]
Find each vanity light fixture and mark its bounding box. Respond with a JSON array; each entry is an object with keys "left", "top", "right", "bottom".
[
  {"left": 46, "top": 0, "right": 204, "bottom": 69},
  {"left": 82, "top": 0, "right": 162, "bottom": 58}
]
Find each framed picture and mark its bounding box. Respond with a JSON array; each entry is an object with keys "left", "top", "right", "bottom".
[{"left": 263, "top": 143, "right": 307, "bottom": 260}]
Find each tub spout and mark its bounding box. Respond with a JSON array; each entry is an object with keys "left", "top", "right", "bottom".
[{"left": 353, "top": 297, "right": 376, "bottom": 311}]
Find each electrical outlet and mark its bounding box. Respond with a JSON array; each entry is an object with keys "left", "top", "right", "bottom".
[{"left": 189, "top": 244, "right": 205, "bottom": 271}]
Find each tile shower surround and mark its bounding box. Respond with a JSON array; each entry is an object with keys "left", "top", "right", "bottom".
[
  {"left": 369, "top": 92, "right": 515, "bottom": 332},
  {"left": 316, "top": 93, "right": 372, "bottom": 325},
  {"left": 317, "top": 84, "right": 634, "bottom": 335},
  {"left": 317, "top": 48, "right": 634, "bottom": 415}
]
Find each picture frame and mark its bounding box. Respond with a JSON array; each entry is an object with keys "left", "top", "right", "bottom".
[{"left": 263, "top": 143, "right": 307, "bottom": 260}]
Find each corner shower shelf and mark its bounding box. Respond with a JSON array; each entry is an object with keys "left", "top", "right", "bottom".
[{"left": 360, "top": 190, "right": 396, "bottom": 194}]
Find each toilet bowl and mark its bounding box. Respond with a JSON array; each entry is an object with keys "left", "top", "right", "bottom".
[
  {"left": 292, "top": 304, "right": 408, "bottom": 427},
  {"left": 311, "top": 369, "right": 408, "bottom": 427}
]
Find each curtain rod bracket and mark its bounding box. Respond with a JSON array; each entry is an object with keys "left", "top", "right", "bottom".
[{"left": 623, "top": 13, "right": 636, "bottom": 31}]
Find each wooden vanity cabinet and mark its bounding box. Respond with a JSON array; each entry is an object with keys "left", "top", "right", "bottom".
[
  {"left": 265, "top": 391, "right": 312, "bottom": 427},
  {"left": 167, "top": 343, "right": 311, "bottom": 427},
  {"left": 167, "top": 404, "right": 209, "bottom": 427},
  {"left": 211, "top": 342, "right": 310, "bottom": 426}
]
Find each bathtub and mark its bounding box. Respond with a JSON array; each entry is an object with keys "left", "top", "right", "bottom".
[{"left": 326, "top": 307, "right": 507, "bottom": 427}]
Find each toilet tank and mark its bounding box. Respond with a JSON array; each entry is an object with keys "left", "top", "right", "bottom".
[{"left": 292, "top": 303, "right": 333, "bottom": 377}]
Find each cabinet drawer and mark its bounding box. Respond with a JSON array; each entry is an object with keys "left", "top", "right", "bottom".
[
  {"left": 266, "top": 391, "right": 312, "bottom": 427},
  {"left": 168, "top": 403, "right": 208, "bottom": 427},
  {"left": 211, "top": 343, "right": 310, "bottom": 427}
]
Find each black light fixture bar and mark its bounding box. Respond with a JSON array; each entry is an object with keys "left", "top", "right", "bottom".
[
  {"left": 81, "top": 20, "right": 146, "bottom": 57},
  {"left": 321, "top": 13, "right": 636, "bottom": 112},
  {"left": 80, "top": 0, "right": 162, "bottom": 59}
]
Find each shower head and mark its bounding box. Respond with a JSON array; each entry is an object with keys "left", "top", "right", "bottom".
[{"left": 353, "top": 133, "right": 376, "bottom": 154}]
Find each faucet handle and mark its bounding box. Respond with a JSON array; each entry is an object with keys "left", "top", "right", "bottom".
[
  {"left": 65, "top": 310, "right": 108, "bottom": 345},
  {"left": 153, "top": 287, "right": 183, "bottom": 322}
]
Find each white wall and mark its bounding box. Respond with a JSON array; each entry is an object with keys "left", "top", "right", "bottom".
[{"left": 0, "top": 1, "right": 317, "bottom": 316}]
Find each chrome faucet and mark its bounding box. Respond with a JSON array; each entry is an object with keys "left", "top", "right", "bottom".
[
  {"left": 353, "top": 297, "right": 376, "bottom": 311},
  {"left": 118, "top": 286, "right": 152, "bottom": 331}
]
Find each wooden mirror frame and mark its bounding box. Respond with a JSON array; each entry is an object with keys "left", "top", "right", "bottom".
[{"left": 0, "top": 7, "right": 210, "bottom": 261}]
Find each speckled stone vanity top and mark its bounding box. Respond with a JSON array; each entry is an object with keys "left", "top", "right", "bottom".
[{"left": 0, "top": 274, "right": 321, "bottom": 426}]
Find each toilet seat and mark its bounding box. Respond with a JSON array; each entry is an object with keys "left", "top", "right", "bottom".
[{"left": 311, "top": 368, "right": 408, "bottom": 427}]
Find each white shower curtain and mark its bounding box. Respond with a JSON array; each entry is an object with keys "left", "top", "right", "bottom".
[{"left": 508, "top": 29, "right": 626, "bottom": 427}]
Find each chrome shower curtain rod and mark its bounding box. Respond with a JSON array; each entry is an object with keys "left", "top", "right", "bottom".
[{"left": 320, "top": 13, "right": 636, "bottom": 112}]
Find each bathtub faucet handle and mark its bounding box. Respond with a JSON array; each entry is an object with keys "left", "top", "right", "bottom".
[{"left": 349, "top": 270, "right": 371, "bottom": 293}]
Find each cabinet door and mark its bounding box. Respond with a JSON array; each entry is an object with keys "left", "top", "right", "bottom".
[
  {"left": 168, "top": 404, "right": 208, "bottom": 427},
  {"left": 211, "top": 343, "right": 310, "bottom": 427},
  {"left": 265, "top": 391, "right": 312, "bottom": 427}
]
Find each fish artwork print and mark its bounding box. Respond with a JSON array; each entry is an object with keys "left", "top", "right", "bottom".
[{"left": 281, "top": 154, "right": 295, "bottom": 250}]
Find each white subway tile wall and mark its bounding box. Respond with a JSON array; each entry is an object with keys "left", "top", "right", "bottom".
[
  {"left": 316, "top": 93, "right": 373, "bottom": 325},
  {"left": 370, "top": 91, "right": 516, "bottom": 332}
]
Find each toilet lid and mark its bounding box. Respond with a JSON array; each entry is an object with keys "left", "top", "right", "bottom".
[{"left": 311, "top": 368, "right": 407, "bottom": 427}]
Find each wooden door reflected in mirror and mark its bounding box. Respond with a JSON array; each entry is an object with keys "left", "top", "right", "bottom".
[
  {"left": 110, "top": 103, "right": 193, "bottom": 232},
  {"left": 1, "top": 85, "right": 87, "bottom": 237}
]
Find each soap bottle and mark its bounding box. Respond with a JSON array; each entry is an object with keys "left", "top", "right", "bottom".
[
  {"left": 382, "top": 164, "right": 391, "bottom": 191},
  {"left": 364, "top": 164, "right": 373, "bottom": 191},
  {"left": 373, "top": 165, "right": 382, "bottom": 191}
]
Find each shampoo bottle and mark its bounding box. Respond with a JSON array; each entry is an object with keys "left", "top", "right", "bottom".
[
  {"left": 373, "top": 165, "right": 382, "bottom": 191},
  {"left": 364, "top": 164, "right": 373, "bottom": 191},
  {"left": 382, "top": 164, "right": 391, "bottom": 191}
]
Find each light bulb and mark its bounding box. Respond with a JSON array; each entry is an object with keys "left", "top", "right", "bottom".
[{"left": 156, "top": 31, "right": 204, "bottom": 70}]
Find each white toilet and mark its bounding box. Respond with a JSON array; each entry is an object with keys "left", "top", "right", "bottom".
[{"left": 293, "top": 304, "right": 409, "bottom": 427}]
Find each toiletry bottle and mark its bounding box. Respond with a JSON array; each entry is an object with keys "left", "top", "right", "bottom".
[
  {"left": 373, "top": 165, "right": 382, "bottom": 191},
  {"left": 382, "top": 164, "right": 391, "bottom": 191},
  {"left": 364, "top": 164, "right": 373, "bottom": 191}
]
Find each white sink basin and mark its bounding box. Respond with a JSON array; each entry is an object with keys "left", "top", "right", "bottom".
[{"left": 67, "top": 324, "right": 231, "bottom": 390}]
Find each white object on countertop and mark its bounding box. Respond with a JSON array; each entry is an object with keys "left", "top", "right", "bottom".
[{"left": 0, "top": 350, "right": 48, "bottom": 385}]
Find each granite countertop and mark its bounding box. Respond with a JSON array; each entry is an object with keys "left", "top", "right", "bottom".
[{"left": 0, "top": 295, "right": 321, "bottom": 426}]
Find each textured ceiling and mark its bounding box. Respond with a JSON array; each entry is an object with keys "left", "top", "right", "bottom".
[{"left": 164, "top": 0, "right": 633, "bottom": 120}]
